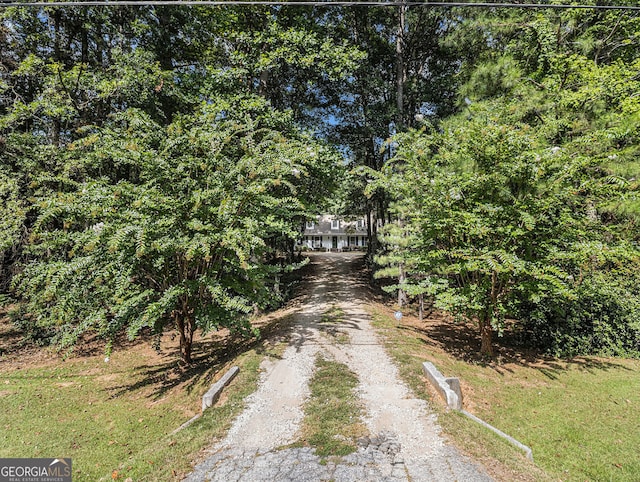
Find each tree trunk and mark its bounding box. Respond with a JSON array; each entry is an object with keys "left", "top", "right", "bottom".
[
  {"left": 53, "top": 10, "right": 62, "bottom": 61},
  {"left": 258, "top": 68, "right": 269, "bottom": 96},
  {"left": 81, "top": 25, "right": 88, "bottom": 64},
  {"left": 274, "top": 274, "right": 280, "bottom": 297},
  {"left": 52, "top": 10, "right": 62, "bottom": 146},
  {"left": 371, "top": 208, "right": 379, "bottom": 254},
  {"left": 365, "top": 209, "right": 374, "bottom": 256},
  {"left": 285, "top": 238, "right": 294, "bottom": 263},
  {"left": 481, "top": 270, "right": 499, "bottom": 358},
  {"left": 396, "top": 2, "right": 406, "bottom": 128},
  {"left": 175, "top": 314, "right": 194, "bottom": 364},
  {"left": 479, "top": 316, "right": 494, "bottom": 358},
  {"left": 397, "top": 216, "right": 407, "bottom": 308},
  {"left": 155, "top": 7, "right": 177, "bottom": 123},
  {"left": 397, "top": 262, "right": 408, "bottom": 308},
  {"left": 418, "top": 293, "right": 424, "bottom": 321}
]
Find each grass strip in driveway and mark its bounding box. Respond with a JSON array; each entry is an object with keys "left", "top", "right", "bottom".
[
  {"left": 292, "top": 355, "right": 367, "bottom": 457},
  {"left": 319, "top": 305, "right": 350, "bottom": 344}
]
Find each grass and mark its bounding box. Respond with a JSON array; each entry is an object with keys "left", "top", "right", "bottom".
[
  {"left": 368, "top": 303, "right": 640, "bottom": 482},
  {"left": 291, "top": 355, "right": 367, "bottom": 457},
  {"left": 106, "top": 348, "right": 269, "bottom": 481},
  {"left": 319, "top": 304, "right": 350, "bottom": 344},
  {"left": 319, "top": 305, "right": 345, "bottom": 325},
  {"left": 1, "top": 352, "right": 189, "bottom": 481},
  {"left": 0, "top": 313, "right": 292, "bottom": 481}
]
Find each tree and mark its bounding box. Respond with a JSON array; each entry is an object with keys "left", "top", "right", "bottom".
[
  {"left": 372, "top": 43, "right": 640, "bottom": 356},
  {"left": 361, "top": 3, "right": 640, "bottom": 357},
  {"left": 1, "top": 3, "right": 355, "bottom": 362},
  {"left": 5, "top": 2, "right": 640, "bottom": 361},
  {"left": 15, "top": 97, "right": 339, "bottom": 362}
]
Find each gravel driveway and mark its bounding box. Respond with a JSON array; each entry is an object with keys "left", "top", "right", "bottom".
[{"left": 185, "top": 252, "right": 493, "bottom": 482}]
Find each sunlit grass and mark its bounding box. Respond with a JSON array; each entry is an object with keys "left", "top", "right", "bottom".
[
  {"left": 368, "top": 304, "right": 640, "bottom": 482},
  {"left": 1, "top": 353, "right": 192, "bottom": 480},
  {"left": 0, "top": 345, "right": 277, "bottom": 481},
  {"left": 107, "top": 348, "right": 270, "bottom": 481},
  {"left": 0, "top": 313, "right": 291, "bottom": 482}
]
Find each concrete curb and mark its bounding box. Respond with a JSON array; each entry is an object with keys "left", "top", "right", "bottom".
[
  {"left": 422, "top": 361, "right": 533, "bottom": 461},
  {"left": 422, "top": 362, "right": 462, "bottom": 410},
  {"left": 171, "top": 414, "right": 201, "bottom": 435},
  {"left": 172, "top": 366, "right": 241, "bottom": 435},
  {"left": 460, "top": 410, "right": 534, "bottom": 461},
  {"left": 202, "top": 366, "right": 240, "bottom": 412}
]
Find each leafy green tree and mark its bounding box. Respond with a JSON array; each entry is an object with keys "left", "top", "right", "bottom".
[
  {"left": 5, "top": 1, "right": 640, "bottom": 362},
  {"left": 15, "top": 97, "right": 339, "bottom": 362},
  {"left": 0, "top": 165, "right": 26, "bottom": 292},
  {"left": 372, "top": 93, "right": 639, "bottom": 356},
  {"left": 1, "top": 3, "right": 355, "bottom": 300},
  {"left": 367, "top": 4, "right": 640, "bottom": 357}
]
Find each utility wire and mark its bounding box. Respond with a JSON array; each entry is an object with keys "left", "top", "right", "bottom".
[{"left": 0, "top": 1, "right": 640, "bottom": 10}]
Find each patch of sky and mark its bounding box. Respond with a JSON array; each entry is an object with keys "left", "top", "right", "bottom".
[
  {"left": 418, "top": 101, "right": 438, "bottom": 117},
  {"left": 339, "top": 92, "right": 356, "bottom": 106},
  {"left": 485, "top": 32, "right": 499, "bottom": 48}
]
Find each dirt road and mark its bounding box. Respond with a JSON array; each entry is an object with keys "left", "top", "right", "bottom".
[{"left": 185, "top": 252, "right": 492, "bottom": 482}]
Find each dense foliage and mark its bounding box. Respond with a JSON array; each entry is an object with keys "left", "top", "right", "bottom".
[
  {"left": 372, "top": 6, "right": 640, "bottom": 357},
  {"left": 2, "top": 3, "right": 640, "bottom": 359},
  {"left": 0, "top": 5, "right": 347, "bottom": 361},
  {"left": 14, "top": 100, "right": 339, "bottom": 362}
]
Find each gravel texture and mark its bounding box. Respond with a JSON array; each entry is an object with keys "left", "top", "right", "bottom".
[{"left": 184, "top": 253, "right": 493, "bottom": 482}]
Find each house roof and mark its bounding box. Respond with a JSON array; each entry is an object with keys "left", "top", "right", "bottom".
[{"left": 304, "top": 215, "right": 367, "bottom": 236}]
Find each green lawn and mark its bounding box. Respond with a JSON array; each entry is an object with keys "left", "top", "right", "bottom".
[
  {"left": 4, "top": 298, "right": 638, "bottom": 481},
  {"left": 369, "top": 304, "right": 640, "bottom": 482},
  {"left": 1, "top": 354, "right": 188, "bottom": 479},
  {"left": 0, "top": 318, "right": 288, "bottom": 481},
  {"left": 488, "top": 361, "right": 640, "bottom": 481}
]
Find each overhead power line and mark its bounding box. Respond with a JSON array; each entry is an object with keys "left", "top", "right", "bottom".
[{"left": 1, "top": 1, "right": 640, "bottom": 10}]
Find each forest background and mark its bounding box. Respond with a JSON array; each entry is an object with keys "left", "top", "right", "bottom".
[{"left": 1, "top": 0, "right": 640, "bottom": 361}]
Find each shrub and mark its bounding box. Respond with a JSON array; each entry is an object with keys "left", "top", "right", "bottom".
[{"left": 517, "top": 273, "right": 640, "bottom": 357}]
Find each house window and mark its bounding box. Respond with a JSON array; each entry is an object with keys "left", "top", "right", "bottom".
[
  {"left": 361, "top": 236, "right": 368, "bottom": 246},
  {"left": 357, "top": 219, "right": 364, "bottom": 229},
  {"left": 331, "top": 219, "right": 340, "bottom": 230},
  {"left": 306, "top": 221, "right": 314, "bottom": 229}
]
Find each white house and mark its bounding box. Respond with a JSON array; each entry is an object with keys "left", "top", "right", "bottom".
[{"left": 298, "top": 214, "right": 368, "bottom": 251}]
